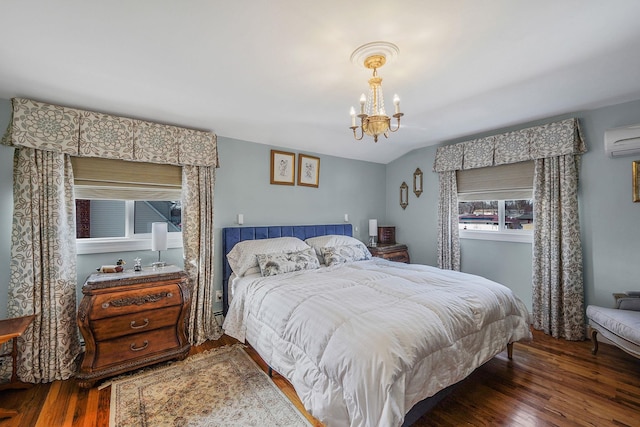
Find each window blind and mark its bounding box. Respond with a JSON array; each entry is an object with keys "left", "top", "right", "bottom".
[
  {"left": 456, "top": 161, "right": 534, "bottom": 201},
  {"left": 71, "top": 157, "right": 182, "bottom": 200}
]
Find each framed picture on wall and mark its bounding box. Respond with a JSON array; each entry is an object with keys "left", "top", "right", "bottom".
[
  {"left": 298, "top": 154, "right": 320, "bottom": 188},
  {"left": 270, "top": 150, "right": 295, "bottom": 185}
]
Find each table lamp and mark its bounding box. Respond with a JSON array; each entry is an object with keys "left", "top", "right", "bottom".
[
  {"left": 151, "top": 222, "right": 168, "bottom": 268},
  {"left": 368, "top": 219, "right": 378, "bottom": 247}
]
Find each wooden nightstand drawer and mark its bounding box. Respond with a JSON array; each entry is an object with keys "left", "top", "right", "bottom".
[
  {"left": 91, "top": 305, "right": 182, "bottom": 341},
  {"left": 90, "top": 283, "right": 182, "bottom": 320},
  {"left": 93, "top": 326, "right": 180, "bottom": 369}
]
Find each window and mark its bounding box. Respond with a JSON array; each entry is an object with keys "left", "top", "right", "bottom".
[
  {"left": 71, "top": 157, "right": 183, "bottom": 254},
  {"left": 457, "top": 161, "right": 534, "bottom": 243},
  {"left": 75, "top": 200, "right": 183, "bottom": 254}
]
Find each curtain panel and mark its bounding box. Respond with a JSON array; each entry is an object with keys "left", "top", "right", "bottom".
[
  {"left": 1, "top": 98, "right": 219, "bottom": 167},
  {"left": 433, "top": 118, "right": 585, "bottom": 173},
  {"left": 182, "top": 165, "right": 223, "bottom": 345},
  {"left": 7, "top": 148, "right": 81, "bottom": 382},
  {"left": 532, "top": 155, "right": 586, "bottom": 340}
]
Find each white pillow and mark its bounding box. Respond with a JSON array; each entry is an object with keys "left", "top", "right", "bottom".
[
  {"left": 305, "top": 235, "right": 366, "bottom": 259},
  {"left": 227, "top": 237, "right": 310, "bottom": 277}
]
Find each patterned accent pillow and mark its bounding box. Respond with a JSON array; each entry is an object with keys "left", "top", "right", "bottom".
[
  {"left": 227, "top": 237, "right": 310, "bottom": 277},
  {"left": 321, "top": 244, "right": 372, "bottom": 266},
  {"left": 256, "top": 247, "right": 321, "bottom": 277}
]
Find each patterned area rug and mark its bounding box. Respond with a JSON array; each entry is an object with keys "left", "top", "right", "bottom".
[{"left": 109, "top": 344, "right": 312, "bottom": 427}]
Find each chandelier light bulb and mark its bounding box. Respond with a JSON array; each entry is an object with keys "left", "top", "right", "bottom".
[
  {"left": 393, "top": 94, "right": 400, "bottom": 114},
  {"left": 350, "top": 106, "right": 356, "bottom": 127},
  {"left": 359, "top": 94, "right": 366, "bottom": 114}
]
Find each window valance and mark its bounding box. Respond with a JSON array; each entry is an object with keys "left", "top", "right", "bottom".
[
  {"left": 1, "top": 98, "right": 218, "bottom": 167},
  {"left": 433, "top": 118, "right": 585, "bottom": 172}
]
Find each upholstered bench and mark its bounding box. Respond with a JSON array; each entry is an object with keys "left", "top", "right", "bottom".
[{"left": 587, "top": 294, "right": 640, "bottom": 359}]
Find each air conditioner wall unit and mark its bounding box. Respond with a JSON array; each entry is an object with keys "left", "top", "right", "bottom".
[{"left": 604, "top": 123, "right": 640, "bottom": 158}]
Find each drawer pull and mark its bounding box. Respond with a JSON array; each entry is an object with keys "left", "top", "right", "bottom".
[
  {"left": 130, "top": 318, "right": 149, "bottom": 329},
  {"left": 130, "top": 340, "right": 149, "bottom": 352}
]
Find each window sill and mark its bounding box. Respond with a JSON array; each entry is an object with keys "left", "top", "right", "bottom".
[
  {"left": 76, "top": 234, "right": 183, "bottom": 255},
  {"left": 459, "top": 230, "right": 532, "bottom": 244}
]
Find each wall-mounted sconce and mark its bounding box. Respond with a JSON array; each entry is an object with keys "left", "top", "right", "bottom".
[
  {"left": 344, "top": 213, "right": 349, "bottom": 222},
  {"left": 413, "top": 168, "right": 423, "bottom": 197},
  {"left": 237, "top": 214, "right": 244, "bottom": 225},
  {"left": 400, "top": 182, "right": 408, "bottom": 210}
]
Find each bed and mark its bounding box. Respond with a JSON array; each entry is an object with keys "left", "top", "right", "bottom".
[{"left": 221, "top": 224, "right": 532, "bottom": 427}]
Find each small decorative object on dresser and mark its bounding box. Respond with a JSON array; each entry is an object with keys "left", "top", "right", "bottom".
[
  {"left": 377, "top": 226, "right": 396, "bottom": 244},
  {"left": 76, "top": 265, "right": 191, "bottom": 388},
  {"left": 368, "top": 243, "right": 410, "bottom": 263}
]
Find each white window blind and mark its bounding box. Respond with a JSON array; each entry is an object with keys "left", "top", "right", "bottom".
[
  {"left": 456, "top": 161, "right": 534, "bottom": 201},
  {"left": 71, "top": 157, "right": 182, "bottom": 200}
]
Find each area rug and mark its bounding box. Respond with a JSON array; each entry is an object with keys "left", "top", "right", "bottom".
[{"left": 109, "top": 344, "right": 312, "bottom": 427}]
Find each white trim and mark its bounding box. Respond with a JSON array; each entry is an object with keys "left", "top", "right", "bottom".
[
  {"left": 76, "top": 232, "right": 183, "bottom": 255},
  {"left": 459, "top": 229, "right": 533, "bottom": 244}
]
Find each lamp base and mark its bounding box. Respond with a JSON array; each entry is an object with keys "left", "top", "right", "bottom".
[
  {"left": 369, "top": 236, "right": 377, "bottom": 247},
  {"left": 151, "top": 261, "right": 166, "bottom": 269}
]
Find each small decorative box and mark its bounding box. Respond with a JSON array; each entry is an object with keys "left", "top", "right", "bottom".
[{"left": 377, "top": 226, "right": 396, "bottom": 244}]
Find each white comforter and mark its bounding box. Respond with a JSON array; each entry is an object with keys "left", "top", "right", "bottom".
[{"left": 223, "top": 258, "right": 531, "bottom": 427}]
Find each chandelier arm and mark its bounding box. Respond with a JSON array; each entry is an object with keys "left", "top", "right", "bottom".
[
  {"left": 389, "top": 113, "right": 404, "bottom": 133},
  {"left": 350, "top": 125, "right": 364, "bottom": 141}
]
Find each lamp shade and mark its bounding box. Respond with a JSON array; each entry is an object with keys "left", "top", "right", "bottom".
[
  {"left": 151, "top": 222, "right": 168, "bottom": 251},
  {"left": 368, "top": 219, "right": 378, "bottom": 237}
]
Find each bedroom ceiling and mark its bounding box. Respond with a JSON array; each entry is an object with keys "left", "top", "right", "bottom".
[{"left": 1, "top": 1, "right": 640, "bottom": 164}]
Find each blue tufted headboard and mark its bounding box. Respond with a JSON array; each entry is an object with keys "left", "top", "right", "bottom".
[{"left": 222, "top": 224, "right": 353, "bottom": 313}]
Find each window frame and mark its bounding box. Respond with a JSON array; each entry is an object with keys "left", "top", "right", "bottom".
[
  {"left": 459, "top": 199, "right": 533, "bottom": 244},
  {"left": 76, "top": 200, "right": 183, "bottom": 255}
]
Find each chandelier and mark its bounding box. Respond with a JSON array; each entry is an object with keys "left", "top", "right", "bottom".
[{"left": 349, "top": 42, "right": 403, "bottom": 142}]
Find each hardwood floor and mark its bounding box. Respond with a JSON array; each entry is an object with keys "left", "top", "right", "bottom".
[{"left": 1, "top": 329, "right": 638, "bottom": 426}]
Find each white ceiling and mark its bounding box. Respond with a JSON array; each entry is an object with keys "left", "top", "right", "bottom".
[{"left": 2, "top": 1, "right": 640, "bottom": 164}]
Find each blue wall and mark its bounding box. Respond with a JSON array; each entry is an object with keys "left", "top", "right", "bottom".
[
  {"left": 2, "top": 96, "right": 640, "bottom": 320},
  {"left": 0, "top": 98, "right": 386, "bottom": 317},
  {"left": 386, "top": 99, "right": 640, "bottom": 311}
]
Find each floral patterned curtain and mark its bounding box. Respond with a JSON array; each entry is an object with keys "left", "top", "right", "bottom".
[
  {"left": 433, "top": 118, "right": 587, "bottom": 340},
  {"left": 8, "top": 148, "right": 81, "bottom": 382},
  {"left": 1, "top": 97, "right": 220, "bottom": 381},
  {"left": 437, "top": 171, "right": 460, "bottom": 271},
  {"left": 182, "top": 165, "right": 222, "bottom": 345},
  {"left": 532, "top": 155, "right": 585, "bottom": 340}
]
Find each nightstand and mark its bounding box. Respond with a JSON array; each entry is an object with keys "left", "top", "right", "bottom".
[
  {"left": 368, "top": 243, "right": 410, "bottom": 263},
  {"left": 76, "top": 266, "right": 191, "bottom": 388}
]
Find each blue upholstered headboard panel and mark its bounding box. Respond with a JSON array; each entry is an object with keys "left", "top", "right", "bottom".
[{"left": 222, "top": 224, "right": 353, "bottom": 313}]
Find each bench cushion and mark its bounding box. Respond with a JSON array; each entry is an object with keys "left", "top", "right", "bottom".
[{"left": 587, "top": 305, "right": 640, "bottom": 358}]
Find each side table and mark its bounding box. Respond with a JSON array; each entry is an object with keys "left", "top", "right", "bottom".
[{"left": 0, "top": 314, "right": 35, "bottom": 419}]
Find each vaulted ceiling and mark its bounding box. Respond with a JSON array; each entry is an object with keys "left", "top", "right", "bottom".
[{"left": 2, "top": 1, "right": 640, "bottom": 163}]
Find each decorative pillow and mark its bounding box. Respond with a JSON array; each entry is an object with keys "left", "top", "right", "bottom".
[
  {"left": 256, "top": 247, "right": 321, "bottom": 277},
  {"left": 320, "top": 244, "right": 372, "bottom": 266},
  {"left": 227, "top": 237, "right": 310, "bottom": 276},
  {"left": 305, "top": 235, "right": 366, "bottom": 262}
]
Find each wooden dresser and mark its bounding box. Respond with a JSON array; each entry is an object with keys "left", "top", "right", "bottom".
[
  {"left": 76, "top": 266, "right": 191, "bottom": 388},
  {"left": 368, "top": 243, "right": 410, "bottom": 263}
]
